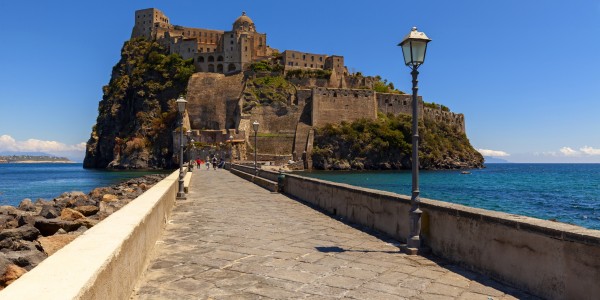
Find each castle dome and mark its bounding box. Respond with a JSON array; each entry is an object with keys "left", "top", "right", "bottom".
[{"left": 233, "top": 12, "right": 255, "bottom": 32}]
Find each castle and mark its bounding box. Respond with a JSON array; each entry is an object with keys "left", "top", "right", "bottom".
[
  {"left": 131, "top": 9, "right": 466, "bottom": 166},
  {"left": 131, "top": 8, "right": 346, "bottom": 78}
]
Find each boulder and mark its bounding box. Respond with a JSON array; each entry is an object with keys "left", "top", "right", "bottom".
[
  {"left": 74, "top": 205, "right": 99, "bottom": 217},
  {"left": 0, "top": 215, "right": 18, "bottom": 231},
  {"left": 0, "top": 239, "right": 41, "bottom": 252},
  {"left": 0, "top": 264, "right": 27, "bottom": 287},
  {"left": 101, "top": 194, "right": 118, "bottom": 202},
  {"left": 75, "top": 218, "right": 99, "bottom": 229},
  {"left": 17, "top": 214, "right": 36, "bottom": 227},
  {"left": 18, "top": 199, "right": 36, "bottom": 212},
  {"left": 39, "top": 205, "right": 59, "bottom": 219},
  {"left": 3, "top": 249, "right": 47, "bottom": 270},
  {"left": 0, "top": 225, "right": 40, "bottom": 242},
  {"left": 34, "top": 198, "right": 53, "bottom": 207},
  {"left": 38, "top": 234, "right": 80, "bottom": 256},
  {"left": 33, "top": 217, "right": 82, "bottom": 236},
  {"left": 59, "top": 208, "right": 85, "bottom": 221}
]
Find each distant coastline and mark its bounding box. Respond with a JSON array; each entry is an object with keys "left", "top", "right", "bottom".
[
  {"left": 0, "top": 154, "right": 73, "bottom": 164},
  {"left": 6, "top": 160, "right": 75, "bottom": 164}
]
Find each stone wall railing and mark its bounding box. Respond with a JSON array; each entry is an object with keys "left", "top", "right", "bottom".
[
  {"left": 0, "top": 171, "right": 180, "bottom": 300},
  {"left": 272, "top": 172, "right": 599, "bottom": 300}
]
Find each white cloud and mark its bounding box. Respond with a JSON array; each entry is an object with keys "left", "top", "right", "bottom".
[
  {"left": 0, "top": 135, "right": 85, "bottom": 153},
  {"left": 580, "top": 146, "right": 600, "bottom": 156},
  {"left": 559, "top": 147, "right": 579, "bottom": 156},
  {"left": 477, "top": 149, "right": 510, "bottom": 157}
]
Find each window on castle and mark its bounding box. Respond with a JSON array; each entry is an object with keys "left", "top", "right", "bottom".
[
  {"left": 311, "top": 56, "right": 314, "bottom": 61},
  {"left": 310, "top": 64, "right": 313, "bottom": 68},
  {"left": 319, "top": 57, "right": 323, "bottom": 62},
  {"left": 199, "top": 57, "right": 205, "bottom": 62},
  {"left": 304, "top": 64, "right": 307, "bottom": 67},
  {"left": 245, "top": 46, "right": 247, "bottom": 51},
  {"left": 231, "top": 47, "right": 233, "bottom": 51},
  {"left": 303, "top": 55, "right": 306, "bottom": 60},
  {"left": 231, "top": 34, "right": 233, "bottom": 38},
  {"left": 292, "top": 53, "right": 295, "bottom": 58},
  {"left": 403, "top": 100, "right": 407, "bottom": 106},
  {"left": 230, "top": 40, "right": 233, "bottom": 44}
]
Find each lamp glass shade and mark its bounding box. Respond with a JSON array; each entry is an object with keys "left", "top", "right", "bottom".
[
  {"left": 176, "top": 96, "right": 187, "bottom": 113},
  {"left": 399, "top": 27, "right": 431, "bottom": 67},
  {"left": 252, "top": 121, "right": 259, "bottom": 132}
]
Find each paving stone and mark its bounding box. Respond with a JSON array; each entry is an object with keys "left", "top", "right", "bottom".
[
  {"left": 412, "top": 268, "right": 446, "bottom": 280},
  {"left": 425, "top": 282, "right": 464, "bottom": 297},
  {"left": 345, "top": 288, "right": 409, "bottom": 300},
  {"left": 360, "top": 281, "right": 420, "bottom": 297},
  {"left": 130, "top": 170, "right": 534, "bottom": 299},
  {"left": 319, "top": 274, "right": 364, "bottom": 289},
  {"left": 468, "top": 281, "right": 506, "bottom": 297},
  {"left": 334, "top": 266, "right": 378, "bottom": 280},
  {"left": 298, "top": 283, "right": 347, "bottom": 297}
]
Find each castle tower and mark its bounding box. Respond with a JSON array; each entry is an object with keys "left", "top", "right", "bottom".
[{"left": 131, "top": 8, "right": 170, "bottom": 39}]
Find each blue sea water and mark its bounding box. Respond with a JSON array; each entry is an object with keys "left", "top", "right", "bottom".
[
  {"left": 298, "top": 164, "right": 600, "bottom": 230},
  {"left": 0, "top": 163, "right": 171, "bottom": 207}
]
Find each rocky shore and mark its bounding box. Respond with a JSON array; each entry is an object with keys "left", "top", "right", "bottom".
[{"left": 0, "top": 174, "right": 167, "bottom": 289}]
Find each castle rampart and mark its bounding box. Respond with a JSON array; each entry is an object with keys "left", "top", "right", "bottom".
[
  {"left": 423, "top": 107, "right": 466, "bottom": 132},
  {"left": 312, "top": 88, "right": 377, "bottom": 127}
]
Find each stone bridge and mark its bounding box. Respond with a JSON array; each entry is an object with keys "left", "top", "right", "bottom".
[{"left": 2, "top": 166, "right": 598, "bottom": 299}]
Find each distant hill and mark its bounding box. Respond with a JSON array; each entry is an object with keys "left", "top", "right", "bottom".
[
  {"left": 484, "top": 157, "right": 511, "bottom": 163},
  {"left": 0, "top": 153, "right": 72, "bottom": 163},
  {"left": 0, "top": 151, "right": 53, "bottom": 156}
]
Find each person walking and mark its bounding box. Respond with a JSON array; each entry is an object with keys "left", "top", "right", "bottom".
[{"left": 212, "top": 156, "right": 218, "bottom": 170}]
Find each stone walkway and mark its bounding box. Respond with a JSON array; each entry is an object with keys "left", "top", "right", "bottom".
[{"left": 130, "top": 168, "right": 536, "bottom": 299}]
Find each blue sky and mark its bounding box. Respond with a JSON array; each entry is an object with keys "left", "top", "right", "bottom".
[{"left": 1, "top": 0, "right": 599, "bottom": 163}]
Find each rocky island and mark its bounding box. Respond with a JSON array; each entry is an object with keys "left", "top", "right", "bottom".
[{"left": 84, "top": 8, "right": 483, "bottom": 171}]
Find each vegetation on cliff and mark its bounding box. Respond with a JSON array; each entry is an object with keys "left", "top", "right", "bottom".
[
  {"left": 312, "top": 113, "right": 484, "bottom": 170},
  {"left": 243, "top": 75, "right": 295, "bottom": 112},
  {"left": 84, "top": 38, "right": 194, "bottom": 169}
]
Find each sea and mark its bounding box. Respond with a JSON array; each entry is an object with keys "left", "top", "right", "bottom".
[
  {"left": 298, "top": 163, "right": 600, "bottom": 230},
  {"left": 0, "top": 163, "right": 171, "bottom": 207}
]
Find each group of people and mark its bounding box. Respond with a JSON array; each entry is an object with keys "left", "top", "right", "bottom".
[{"left": 191, "top": 156, "right": 225, "bottom": 170}]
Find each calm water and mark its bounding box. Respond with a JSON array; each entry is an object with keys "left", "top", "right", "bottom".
[
  {"left": 299, "top": 164, "right": 600, "bottom": 230},
  {"left": 0, "top": 163, "right": 171, "bottom": 206}
]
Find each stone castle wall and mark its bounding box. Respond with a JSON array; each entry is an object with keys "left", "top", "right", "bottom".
[
  {"left": 186, "top": 73, "right": 244, "bottom": 130},
  {"left": 312, "top": 88, "right": 378, "bottom": 127},
  {"left": 423, "top": 107, "right": 465, "bottom": 132}
]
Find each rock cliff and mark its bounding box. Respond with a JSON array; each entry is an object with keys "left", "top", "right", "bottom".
[
  {"left": 312, "top": 113, "right": 484, "bottom": 170},
  {"left": 83, "top": 38, "right": 194, "bottom": 169}
]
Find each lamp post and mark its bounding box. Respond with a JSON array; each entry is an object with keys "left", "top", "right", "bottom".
[
  {"left": 252, "top": 121, "right": 259, "bottom": 175},
  {"left": 176, "top": 96, "right": 187, "bottom": 200},
  {"left": 228, "top": 135, "right": 234, "bottom": 166},
  {"left": 186, "top": 129, "right": 192, "bottom": 163},
  {"left": 399, "top": 27, "right": 431, "bottom": 254},
  {"left": 189, "top": 138, "right": 195, "bottom": 172}
]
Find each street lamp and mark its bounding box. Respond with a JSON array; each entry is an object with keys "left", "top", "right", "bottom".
[
  {"left": 189, "top": 138, "right": 195, "bottom": 172},
  {"left": 186, "top": 129, "right": 192, "bottom": 163},
  {"left": 228, "top": 135, "right": 234, "bottom": 166},
  {"left": 252, "top": 121, "right": 259, "bottom": 175},
  {"left": 176, "top": 96, "right": 187, "bottom": 200},
  {"left": 399, "top": 27, "right": 431, "bottom": 254}
]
